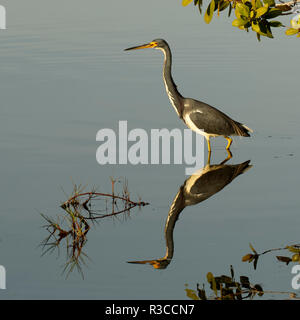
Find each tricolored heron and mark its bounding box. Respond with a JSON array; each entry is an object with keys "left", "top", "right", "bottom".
[{"left": 125, "top": 39, "right": 253, "bottom": 152}]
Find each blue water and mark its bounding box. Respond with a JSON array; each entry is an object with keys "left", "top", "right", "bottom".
[{"left": 0, "top": 0, "right": 299, "bottom": 299}]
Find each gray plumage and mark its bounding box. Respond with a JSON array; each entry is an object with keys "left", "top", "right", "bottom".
[{"left": 127, "top": 157, "right": 252, "bottom": 269}]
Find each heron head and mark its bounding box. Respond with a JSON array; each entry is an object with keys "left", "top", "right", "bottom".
[{"left": 124, "top": 38, "right": 168, "bottom": 51}]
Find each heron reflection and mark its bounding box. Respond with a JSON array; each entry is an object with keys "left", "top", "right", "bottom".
[{"left": 128, "top": 152, "right": 252, "bottom": 269}]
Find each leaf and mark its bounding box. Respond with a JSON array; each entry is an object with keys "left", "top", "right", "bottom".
[
  {"left": 263, "top": 0, "right": 275, "bottom": 6},
  {"left": 240, "top": 276, "right": 250, "bottom": 289},
  {"left": 286, "top": 245, "right": 300, "bottom": 253},
  {"left": 185, "top": 287, "right": 200, "bottom": 300},
  {"left": 232, "top": 18, "right": 248, "bottom": 27},
  {"left": 276, "top": 256, "right": 292, "bottom": 265},
  {"left": 292, "top": 253, "right": 300, "bottom": 262},
  {"left": 269, "top": 21, "right": 284, "bottom": 27},
  {"left": 220, "top": 275, "right": 233, "bottom": 284},
  {"left": 285, "top": 28, "right": 299, "bottom": 36},
  {"left": 256, "top": 6, "right": 269, "bottom": 18},
  {"left": 197, "top": 284, "right": 207, "bottom": 300},
  {"left": 236, "top": 3, "right": 250, "bottom": 17},
  {"left": 204, "top": 0, "right": 216, "bottom": 24},
  {"left": 182, "top": 0, "right": 193, "bottom": 6},
  {"left": 254, "top": 284, "right": 264, "bottom": 296},
  {"left": 249, "top": 243, "right": 257, "bottom": 254},
  {"left": 207, "top": 272, "right": 214, "bottom": 283},
  {"left": 242, "top": 253, "right": 254, "bottom": 262},
  {"left": 207, "top": 272, "right": 218, "bottom": 296},
  {"left": 219, "top": 0, "right": 230, "bottom": 12},
  {"left": 198, "top": 0, "right": 203, "bottom": 14},
  {"left": 253, "top": 255, "right": 259, "bottom": 270},
  {"left": 255, "top": 0, "right": 263, "bottom": 9},
  {"left": 228, "top": 2, "right": 232, "bottom": 17},
  {"left": 264, "top": 8, "right": 282, "bottom": 19},
  {"left": 230, "top": 265, "right": 235, "bottom": 280}
]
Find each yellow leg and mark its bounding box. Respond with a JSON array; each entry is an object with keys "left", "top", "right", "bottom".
[
  {"left": 225, "top": 136, "right": 233, "bottom": 150},
  {"left": 220, "top": 149, "right": 232, "bottom": 165},
  {"left": 206, "top": 150, "right": 212, "bottom": 166},
  {"left": 206, "top": 137, "right": 211, "bottom": 152}
]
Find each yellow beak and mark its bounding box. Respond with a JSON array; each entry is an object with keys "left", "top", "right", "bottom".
[{"left": 124, "top": 41, "right": 158, "bottom": 51}]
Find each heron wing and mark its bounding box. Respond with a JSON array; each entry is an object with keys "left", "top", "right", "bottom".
[{"left": 186, "top": 100, "right": 247, "bottom": 136}]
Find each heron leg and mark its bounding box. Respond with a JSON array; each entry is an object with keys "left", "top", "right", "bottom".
[
  {"left": 219, "top": 149, "right": 232, "bottom": 165},
  {"left": 206, "top": 137, "right": 211, "bottom": 152},
  {"left": 225, "top": 136, "right": 233, "bottom": 150},
  {"left": 206, "top": 151, "right": 212, "bottom": 167}
]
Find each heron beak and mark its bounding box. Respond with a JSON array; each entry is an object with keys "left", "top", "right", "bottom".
[{"left": 124, "top": 41, "right": 158, "bottom": 51}]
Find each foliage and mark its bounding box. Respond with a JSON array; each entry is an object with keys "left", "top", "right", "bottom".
[
  {"left": 242, "top": 242, "right": 300, "bottom": 269},
  {"left": 185, "top": 266, "right": 265, "bottom": 300},
  {"left": 40, "top": 179, "right": 149, "bottom": 278},
  {"left": 182, "top": 0, "right": 300, "bottom": 40},
  {"left": 185, "top": 265, "right": 298, "bottom": 300}
]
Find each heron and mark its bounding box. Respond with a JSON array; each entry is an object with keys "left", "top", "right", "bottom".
[
  {"left": 128, "top": 152, "right": 252, "bottom": 269},
  {"left": 125, "top": 39, "right": 253, "bottom": 152}
]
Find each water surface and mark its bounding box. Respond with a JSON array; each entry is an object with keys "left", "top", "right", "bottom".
[{"left": 0, "top": 0, "right": 299, "bottom": 299}]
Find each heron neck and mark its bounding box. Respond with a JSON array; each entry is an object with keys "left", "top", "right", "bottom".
[
  {"left": 163, "top": 186, "right": 185, "bottom": 260},
  {"left": 161, "top": 46, "right": 183, "bottom": 118}
]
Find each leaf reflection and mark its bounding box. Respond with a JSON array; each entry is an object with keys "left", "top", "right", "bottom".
[
  {"left": 40, "top": 179, "right": 149, "bottom": 278},
  {"left": 185, "top": 265, "right": 298, "bottom": 300}
]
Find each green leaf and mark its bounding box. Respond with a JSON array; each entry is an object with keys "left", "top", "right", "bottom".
[
  {"left": 182, "top": 0, "right": 193, "bottom": 6},
  {"left": 264, "top": 8, "right": 282, "bottom": 19},
  {"left": 204, "top": 0, "right": 216, "bottom": 24},
  {"left": 256, "top": 6, "right": 268, "bottom": 18},
  {"left": 236, "top": 3, "right": 250, "bottom": 17},
  {"left": 269, "top": 21, "right": 284, "bottom": 27},
  {"left": 252, "top": 21, "right": 260, "bottom": 33},
  {"left": 263, "top": 0, "right": 275, "bottom": 6},
  {"left": 198, "top": 0, "right": 203, "bottom": 14},
  {"left": 255, "top": 0, "right": 263, "bottom": 9},
  {"left": 232, "top": 18, "right": 248, "bottom": 27},
  {"left": 219, "top": 0, "right": 230, "bottom": 12},
  {"left": 228, "top": 2, "right": 232, "bottom": 17}
]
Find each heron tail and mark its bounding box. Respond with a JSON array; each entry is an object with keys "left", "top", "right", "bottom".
[
  {"left": 242, "top": 124, "right": 253, "bottom": 133},
  {"left": 232, "top": 121, "right": 253, "bottom": 137}
]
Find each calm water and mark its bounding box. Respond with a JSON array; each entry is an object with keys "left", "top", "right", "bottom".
[{"left": 0, "top": 0, "right": 299, "bottom": 299}]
